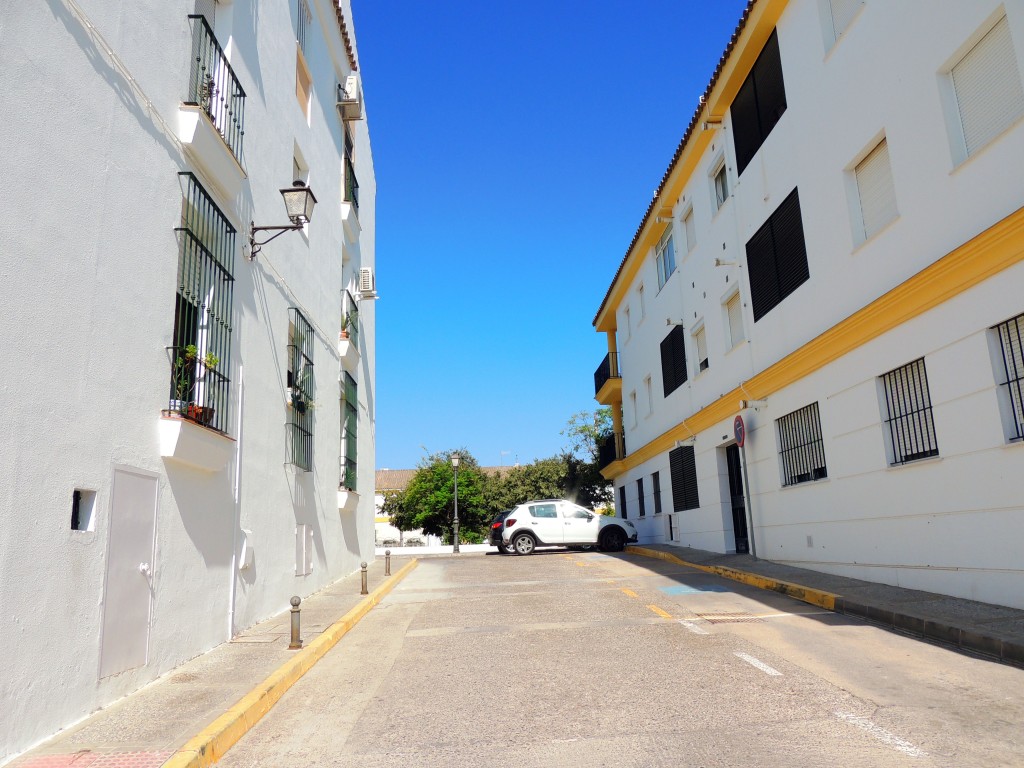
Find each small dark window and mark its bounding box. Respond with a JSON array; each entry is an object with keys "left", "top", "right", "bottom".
[
  {"left": 669, "top": 445, "right": 700, "bottom": 511},
  {"left": 618, "top": 485, "right": 628, "bottom": 519},
  {"left": 994, "top": 313, "right": 1024, "bottom": 440},
  {"left": 652, "top": 472, "right": 663, "bottom": 515},
  {"left": 746, "top": 187, "right": 809, "bottom": 322},
  {"left": 732, "top": 29, "right": 788, "bottom": 176},
  {"left": 881, "top": 358, "right": 939, "bottom": 465},
  {"left": 777, "top": 402, "right": 828, "bottom": 486},
  {"left": 71, "top": 489, "right": 96, "bottom": 531},
  {"left": 637, "top": 478, "right": 646, "bottom": 517},
  {"left": 661, "top": 325, "right": 689, "bottom": 396}
]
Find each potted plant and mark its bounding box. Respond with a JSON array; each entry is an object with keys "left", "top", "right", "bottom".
[{"left": 171, "top": 344, "right": 219, "bottom": 424}]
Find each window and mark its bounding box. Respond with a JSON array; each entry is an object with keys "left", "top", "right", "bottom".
[
  {"left": 683, "top": 208, "right": 696, "bottom": 253},
  {"left": 341, "top": 372, "right": 358, "bottom": 489},
  {"left": 186, "top": 6, "right": 246, "bottom": 162},
  {"left": 726, "top": 291, "right": 745, "bottom": 348},
  {"left": 636, "top": 478, "right": 646, "bottom": 517},
  {"left": 637, "top": 284, "right": 646, "bottom": 320},
  {"left": 652, "top": 472, "right": 663, "bottom": 515},
  {"left": 170, "top": 173, "right": 235, "bottom": 433},
  {"left": 344, "top": 124, "right": 360, "bottom": 211},
  {"left": 694, "top": 324, "right": 708, "bottom": 372},
  {"left": 295, "top": 0, "right": 313, "bottom": 119},
  {"left": 71, "top": 489, "right": 96, "bottom": 532},
  {"left": 855, "top": 138, "right": 898, "bottom": 240},
  {"left": 731, "top": 28, "right": 787, "bottom": 176},
  {"left": 746, "top": 187, "right": 810, "bottom": 322},
  {"left": 994, "top": 312, "right": 1024, "bottom": 440},
  {"left": 660, "top": 325, "right": 689, "bottom": 396},
  {"left": 618, "top": 485, "right": 628, "bottom": 519},
  {"left": 777, "top": 402, "right": 828, "bottom": 486},
  {"left": 880, "top": 358, "right": 939, "bottom": 465},
  {"left": 951, "top": 16, "right": 1024, "bottom": 159},
  {"left": 644, "top": 375, "right": 653, "bottom": 416},
  {"left": 712, "top": 159, "right": 730, "bottom": 211},
  {"left": 529, "top": 503, "right": 558, "bottom": 518},
  {"left": 655, "top": 229, "right": 676, "bottom": 289},
  {"left": 288, "top": 308, "right": 315, "bottom": 471},
  {"left": 669, "top": 445, "right": 699, "bottom": 511}
]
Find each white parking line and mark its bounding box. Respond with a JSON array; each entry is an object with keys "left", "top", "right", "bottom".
[
  {"left": 734, "top": 652, "right": 782, "bottom": 676},
  {"left": 835, "top": 712, "right": 926, "bottom": 758},
  {"left": 678, "top": 619, "right": 710, "bottom": 635}
]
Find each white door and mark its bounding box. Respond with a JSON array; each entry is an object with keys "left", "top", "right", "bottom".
[
  {"left": 526, "top": 502, "right": 563, "bottom": 544},
  {"left": 99, "top": 467, "right": 159, "bottom": 678},
  {"left": 560, "top": 502, "right": 601, "bottom": 544}
]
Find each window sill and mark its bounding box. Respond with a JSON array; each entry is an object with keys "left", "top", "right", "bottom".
[
  {"left": 177, "top": 105, "right": 246, "bottom": 200},
  {"left": 338, "top": 489, "right": 359, "bottom": 512},
  {"left": 887, "top": 454, "right": 943, "bottom": 470},
  {"left": 339, "top": 334, "right": 359, "bottom": 368},
  {"left": 780, "top": 475, "right": 829, "bottom": 490},
  {"left": 159, "top": 413, "right": 235, "bottom": 472},
  {"left": 341, "top": 201, "right": 361, "bottom": 243}
]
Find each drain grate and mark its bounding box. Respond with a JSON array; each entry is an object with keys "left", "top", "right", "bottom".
[{"left": 693, "top": 611, "right": 763, "bottom": 624}]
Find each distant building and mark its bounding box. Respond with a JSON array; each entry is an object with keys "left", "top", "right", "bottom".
[
  {"left": 0, "top": 0, "right": 376, "bottom": 760},
  {"left": 593, "top": 0, "right": 1024, "bottom": 609}
]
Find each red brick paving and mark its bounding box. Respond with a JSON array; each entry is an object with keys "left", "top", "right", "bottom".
[{"left": 11, "top": 752, "right": 173, "bottom": 768}]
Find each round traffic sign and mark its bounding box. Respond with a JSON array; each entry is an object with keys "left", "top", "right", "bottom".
[{"left": 734, "top": 414, "right": 745, "bottom": 447}]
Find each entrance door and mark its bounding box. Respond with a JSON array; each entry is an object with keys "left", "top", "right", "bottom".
[
  {"left": 99, "top": 467, "right": 159, "bottom": 678},
  {"left": 725, "top": 445, "right": 749, "bottom": 554}
]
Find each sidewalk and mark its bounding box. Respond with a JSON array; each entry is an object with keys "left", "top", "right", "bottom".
[
  {"left": 629, "top": 543, "right": 1024, "bottom": 668},
  {"left": 6, "top": 557, "right": 418, "bottom": 768}
]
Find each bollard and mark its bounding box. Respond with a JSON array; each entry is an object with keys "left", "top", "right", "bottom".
[
  {"left": 288, "top": 596, "right": 302, "bottom": 650},
  {"left": 385, "top": 549, "right": 391, "bottom": 576},
  {"left": 360, "top": 561, "right": 368, "bottom": 595}
]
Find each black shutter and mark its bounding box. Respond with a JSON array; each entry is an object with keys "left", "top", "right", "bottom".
[
  {"left": 637, "top": 478, "right": 645, "bottom": 517},
  {"left": 669, "top": 445, "right": 700, "bottom": 511},
  {"left": 732, "top": 28, "right": 787, "bottom": 177},
  {"left": 732, "top": 76, "right": 760, "bottom": 176},
  {"left": 746, "top": 187, "right": 808, "bottom": 322},
  {"left": 652, "top": 471, "right": 662, "bottom": 515},
  {"left": 618, "top": 484, "right": 628, "bottom": 519},
  {"left": 661, "top": 325, "right": 689, "bottom": 396}
]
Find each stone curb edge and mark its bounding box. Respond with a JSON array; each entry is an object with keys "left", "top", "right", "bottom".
[
  {"left": 626, "top": 546, "right": 1024, "bottom": 668},
  {"left": 162, "top": 558, "right": 419, "bottom": 768}
]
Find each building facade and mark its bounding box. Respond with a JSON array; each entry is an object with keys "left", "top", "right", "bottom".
[
  {"left": 594, "top": 0, "right": 1024, "bottom": 609},
  {"left": 0, "top": 0, "right": 376, "bottom": 760}
]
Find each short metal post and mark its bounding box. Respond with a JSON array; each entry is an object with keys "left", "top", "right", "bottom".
[
  {"left": 360, "top": 561, "right": 368, "bottom": 595},
  {"left": 385, "top": 549, "right": 391, "bottom": 576},
  {"left": 288, "top": 596, "right": 302, "bottom": 650}
]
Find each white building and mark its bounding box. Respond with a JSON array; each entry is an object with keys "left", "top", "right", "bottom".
[
  {"left": 0, "top": 0, "right": 376, "bottom": 760},
  {"left": 594, "top": 0, "right": 1024, "bottom": 609}
]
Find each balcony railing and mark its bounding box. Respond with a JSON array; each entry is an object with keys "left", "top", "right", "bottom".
[
  {"left": 344, "top": 155, "right": 360, "bottom": 211},
  {"left": 594, "top": 352, "right": 621, "bottom": 396},
  {"left": 187, "top": 15, "right": 246, "bottom": 163},
  {"left": 597, "top": 432, "right": 625, "bottom": 470},
  {"left": 343, "top": 290, "right": 360, "bottom": 347}
]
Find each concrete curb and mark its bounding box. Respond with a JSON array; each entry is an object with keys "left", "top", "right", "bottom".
[
  {"left": 627, "top": 546, "right": 1024, "bottom": 668},
  {"left": 628, "top": 545, "right": 837, "bottom": 610},
  {"left": 162, "top": 559, "right": 419, "bottom": 768}
]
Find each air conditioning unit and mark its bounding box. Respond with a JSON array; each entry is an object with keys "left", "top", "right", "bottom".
[
  {"left": 336, "top": 74, "right": 363, "bottom": 121},
  {"left": 358, "top": 267, "right": 377, "bottom": 298}
]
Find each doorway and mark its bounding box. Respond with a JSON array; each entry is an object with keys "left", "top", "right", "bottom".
[{"left": 725, "top": 444, "right": 749, "bottom": 554}]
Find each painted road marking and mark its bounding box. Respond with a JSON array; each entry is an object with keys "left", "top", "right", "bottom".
[
  {"left": 647, "top": 605, "right": 673, "bottom": 619},
  {"left": 678, "top": 620, "right": 710, "bottom": 635},
  {"left": 734, "top": 652, "right": 782, "bottom": 676},
  {"left": 835, "top": 712, "right": 926, "bottom": 758},
  {"left": 621, "top": 588, "right": 639, "bottom": 598}
]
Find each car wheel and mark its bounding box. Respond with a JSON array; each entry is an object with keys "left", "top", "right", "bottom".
[
  {"left": 496, "top": 544, "right": 511, "bottom": 554},
  {"left": 601, "top": 528, "right": 626, "bottom": 552},
  {"left": 512, "top": 533, "right": 536, "bottom": 555}
]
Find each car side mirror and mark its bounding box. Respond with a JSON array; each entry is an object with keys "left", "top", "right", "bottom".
[{"left": 586, "top": 513, "right": 594, "bottom": 521}]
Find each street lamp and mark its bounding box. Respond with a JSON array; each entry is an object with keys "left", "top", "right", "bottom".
[
  {"left": 248, "top": 180, "right": 319, "bottom": 260},
  {"left": 451, "top": 453, "right": 461, "bottom": 554}
]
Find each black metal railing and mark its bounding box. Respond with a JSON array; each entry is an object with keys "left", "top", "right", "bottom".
[
  {"left": 594, "top": 352, "right": 620, "bottom": 396},
  {"left": 597, "top": 432, "right": 624, "bottom": 470},
  {"left": 777, "top": 402, "right": 828, "bottom": 486},
  {"left": 996, "top": 313, "right": 1024, "bottom": 440},
  {"left": 168, "top": 173, "right": 235, "bottom": 434},
  {"left": 344, "top": 155, "right": 360, "bottom": 211},
  {"left": 343, "top": 289, "right": 359, "bottom": 348},
  {"left": 288, "top": 308, "right": 315, "bottom": 471},
  {"left": 882, "top": 358, "right": 939, "bottom": 465},
  {"left": 187, "top": 15, "right": 246, "bottom": 163},
  {"left": 341, "top": 372, "right": 358, "bottom": 489}
]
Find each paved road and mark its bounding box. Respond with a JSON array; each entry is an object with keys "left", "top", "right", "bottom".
[{"left": 218, "top": 550, "right": 1024, "bottom": 767}]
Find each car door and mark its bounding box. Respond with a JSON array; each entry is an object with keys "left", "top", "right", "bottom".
[
  {"left": 560, "top": 502, "right": 600, "bottom": 544},
  {"left": 526, "top": 502, "right": 563, "bottom": 544}
]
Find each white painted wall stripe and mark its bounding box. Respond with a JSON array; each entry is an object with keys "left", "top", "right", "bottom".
[
  {"left": 734, "top": 652, "right": 782, "bottom": 676},
  {"left": 835, "top": 712, "right": 926, "bottom": 758}
]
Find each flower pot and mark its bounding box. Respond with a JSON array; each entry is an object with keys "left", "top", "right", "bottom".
[{"left": 186, "top": 404, "right": 215, "bottom": 426}]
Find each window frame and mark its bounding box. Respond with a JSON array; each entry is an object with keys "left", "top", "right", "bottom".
[
  {"left": 776, "top": 402, "right": 828, "bottom": 486},
  {"left": 669, "top": 444, "right": 700, "bottom": 512},
  {"left": 880, "top": 358, "right": 940, "bottom": 466},
  {"left": 731, "top": 28, "right": 788, "bottom": 177},
  {"left": 660, "top": 325, "right": 689, "bottom": 397},
  {"left": 287, "top": 308, "right": 315, "bottom": 471},
  {"left": 745, "top": 187, "right": 810, "bottom": 322},
  {"left": 655, "top": 228, "right": 677, "bottom": 290},
  {"left": 994, "top": 312, "right": 1024, "bottom": 441}
]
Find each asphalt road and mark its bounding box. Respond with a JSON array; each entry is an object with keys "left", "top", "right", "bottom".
[{"left": 217, "top": 549, "right": 1024, "bottom": 767}]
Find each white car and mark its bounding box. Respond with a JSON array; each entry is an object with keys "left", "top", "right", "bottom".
[{"left": 498, "top": 499, "right": 638, "bottom": 555}]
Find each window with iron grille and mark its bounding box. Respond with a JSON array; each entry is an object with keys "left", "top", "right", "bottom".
[
  {"left": 694, "top": 324, "right": 708, "bottom": 372},
  {"left": 660, "top": 325, "right": 688, "bottom": 396},
  {"left": 777, "top": 402, "right": 828, "bottom": 486},
  {"left": 746, "top": 187, "right": 809, "bottom": 322},
  {"left": 288, "top": 308, "right": 315, "bottom": 471},
  {"left": 880, "top": 358, "right": 939, "bottom": 465},
  {"left": 652, "top": 471, "right": 663, "bottom": 515},
  {"left": 655, "top": 229, "right": 676, "bottom": 289},
  {"left": 636, "top": 478, "right": 645, "bottom": 517},
  {"left": 169, "top": 173, "right": 235, "bottom": 433},
  {"left": 618, "top": 484, "right": 628, "bottom": 519},
  {"left": 341, "top": 372, "right": 358, "bottom": 489},
  {"left": 995, "top": 312, "right": 1024, "bottom": 440},
  {"left": 344, "top": 125, "right": 360, "bottom": 211},
  {"left": 343, "top": 289, "right": 359, "bottom": 347},
  {"left": 669, "top": 445, "right": 699, "bottom": 511},
  {"left": 731, "top": 28, "right": 787, "bottom": 176}
]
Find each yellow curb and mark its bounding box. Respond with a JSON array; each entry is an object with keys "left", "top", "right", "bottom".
[
  {"left": 162, "top": 558, "right": 419, "bottom": 768},
  {"left": 628, "top": 546, "right": 836, "bottom": 611}
]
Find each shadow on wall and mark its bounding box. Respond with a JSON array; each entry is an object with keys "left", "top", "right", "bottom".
[{"left": 164, "top": 463, "right": 234, "bottom": 568}]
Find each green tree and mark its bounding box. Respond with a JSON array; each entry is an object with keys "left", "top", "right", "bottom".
[
  {"left": 484, "top": 452, "right": 613, "bottom": 513},
  {"left": 399, "top": 450, "right": 490, "bottom": 543},
  {"left": 562, "top": 407, "right": 613, "bottom": 462}
]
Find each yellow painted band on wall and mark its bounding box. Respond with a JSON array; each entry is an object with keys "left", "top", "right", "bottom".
[
  {"left": 629, "top": 546, "right": 836, "bottom": 611},
  {"left": 162, "top": 558, "right": 419, "bottom": 768}
]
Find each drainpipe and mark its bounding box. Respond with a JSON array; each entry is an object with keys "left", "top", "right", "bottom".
[{"left": 228, "top": 373, "right": 244, "bottom": 639}]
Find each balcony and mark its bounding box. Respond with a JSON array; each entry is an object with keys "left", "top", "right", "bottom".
[
  {"left": 597, "top": 432, "right": 625, "bottom": 472},
  {"left": 594, "top": 352, "right": 622, "bottom": 404}
]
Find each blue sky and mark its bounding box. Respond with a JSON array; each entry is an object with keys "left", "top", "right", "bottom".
[{"left": 353, "top": 0, "right": 748, "bottom": 470}]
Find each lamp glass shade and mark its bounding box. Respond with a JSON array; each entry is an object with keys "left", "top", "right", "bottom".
[
  {"left": 281, "top": 182, "right": 317, "bottom": 225},
  {"left": 451, "top": 454, "right": 461, "bottom": 468}
]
